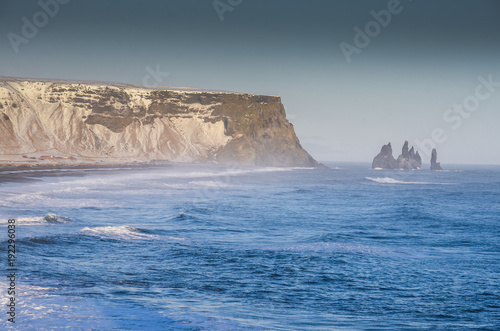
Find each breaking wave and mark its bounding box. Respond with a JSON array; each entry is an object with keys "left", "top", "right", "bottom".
[
  {"left": 0, "top": 214, "right": 74, "bottom": 225},
  {"left": 79, "top": 225, "right": 159, "bottom": 241},
  {"left": 79, "top": 225, "right": 186, "bottom": 242},
  {"left": 365, "top": 177, "right": 446, "bottom": 185}
]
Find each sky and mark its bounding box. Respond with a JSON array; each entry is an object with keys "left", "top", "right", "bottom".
[{"left": 1, "top": 0, "right": 499, "bottom": 164}]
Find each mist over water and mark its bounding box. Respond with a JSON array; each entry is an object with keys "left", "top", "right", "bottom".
[{"left": 1, "top": 163, "right": 499, "bottom": 329}]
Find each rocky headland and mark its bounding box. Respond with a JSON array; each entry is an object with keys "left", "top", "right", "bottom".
[{"left": 0, "top": 77, "right": 318, "bottom": 167}]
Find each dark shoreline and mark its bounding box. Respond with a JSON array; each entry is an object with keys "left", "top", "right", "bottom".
[{"left": 0, "top": 163, "right": 173, "bottom": 186}]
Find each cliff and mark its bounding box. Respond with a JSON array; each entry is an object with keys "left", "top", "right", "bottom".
[
  {"left": 0, "top": 77, "right": 318, "bottom": 167},
  {"left": 372, "top": 141, "right": 422, "bottom": 170}
]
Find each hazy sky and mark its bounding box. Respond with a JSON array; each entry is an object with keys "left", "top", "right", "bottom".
[{"left": 1, "top": 0, "right": 499, "bottom": 164}]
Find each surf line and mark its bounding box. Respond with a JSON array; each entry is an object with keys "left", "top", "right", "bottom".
[{"left": 6, "top": 219, "right": 17, "bottom": 323}]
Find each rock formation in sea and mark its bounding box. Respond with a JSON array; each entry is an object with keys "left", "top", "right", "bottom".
[
  {"left": 372, "top": 143, "right": 398, "bottom": 169},
  {"left": 430, "top": 148, "right": 443, "bottom": 171},
  {"left": 0, "top": 77, "right": 318, "bottom": 167},
  {"left": 396, "top": 141, "right": 422, "bottom": 170},
  {"left": 372, "top": 141, "right": 422, "bottom": 170}
]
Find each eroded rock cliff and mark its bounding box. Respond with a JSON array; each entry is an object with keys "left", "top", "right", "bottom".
[{"left": 0, "top": 77, "right": 317, "bottom": 167}]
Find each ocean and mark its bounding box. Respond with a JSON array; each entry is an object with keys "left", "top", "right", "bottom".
[{"left": 1, "top": 163, "right": 499, "bottom": 330}]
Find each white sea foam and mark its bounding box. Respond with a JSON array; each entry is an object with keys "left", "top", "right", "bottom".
[
  {"left": 0, "top": 280, "right": 199, "bottom": 330},
  {"left": 80, "top": 225, "right": 159, "bottom": 241},
  {"left": 189, "top": 180, "right": 231, "bottom": 188},
  {"left": 0, "top": 187, "right": 121, "bottom": 208},
  {"left": 0, "top": 279, "right": 242, "bottom": 330},
  {"left": 0, "top": 214, "right": 73, "bottom": 225},
  {"left": 365, "top": 177, "right": 446, "bottom": 185},
  {"left": 79, "top": 225, "right": 186, "bottom": 242},
  {"left": 150, "top": 166, "right": 314, "bottom": 180}
]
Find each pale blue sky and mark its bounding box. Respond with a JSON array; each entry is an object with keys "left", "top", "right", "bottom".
[{"left": 1, "top": 0, "right": 499, "bottom": 164}]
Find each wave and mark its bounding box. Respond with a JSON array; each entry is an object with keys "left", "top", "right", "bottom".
[
  {"left": 168, "top": 212, "right": 197, "bottom": 221},
  {"left": 79, "top": 225, "right": 159, "bottom": 241},
  {"left": 365, "top": 177, "right": 447, "bottom": 185},
  {"left": 43, "top": 214, "right": 73, "bottom": 223},
  {"left": 0, "top": 214, "right": 73, "bottom": 225},
  {"left": 0, "top": 279, "right": 242, "bottom": 330},
  {"left": 263, "top": 242, "right": 405, "bottom": 257},
  {"left": 0, "top": 280, "right": 221, "bottom": 331},
  {"left": 79, "top": 225, "right": 186, "bottom": 242},
  {"left": 188, "top": 180, "right": 231, "bottom": 188},
  {"left": 0, "top": 190, "right": 121, "bottom": 208}
]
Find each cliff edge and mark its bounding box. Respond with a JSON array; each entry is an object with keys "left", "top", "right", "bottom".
[{"left": 0, "top": 77, "right": 318, "bottom": 167}]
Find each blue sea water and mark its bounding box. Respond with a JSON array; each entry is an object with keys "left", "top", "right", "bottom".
[{"left": 1, "top": 163, "right": 499, "bottom": 330}]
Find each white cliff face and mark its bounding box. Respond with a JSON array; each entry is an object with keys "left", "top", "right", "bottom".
[
  {"left": 0, "top": 77, "right": 318, "bottom": 167},
  {"left": 0, "top": 79, "right": 231, "bottom": 163}
]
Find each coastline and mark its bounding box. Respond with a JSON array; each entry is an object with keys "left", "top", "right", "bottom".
[
  {"left": 0, "top": 161, "right": 172, "bottom": 186},
  {"left": 0, "top": 153, "right": 170, "bottom": 168}
]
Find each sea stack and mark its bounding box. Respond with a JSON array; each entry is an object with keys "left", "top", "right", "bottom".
[
  {"left": 397, "top": 141, "right": 422, "bottom": 170},
  {"left": 372, "top": 143, "right": 398, "bottom": 169},
  {"left": 372, "top": 141, "right": 422, "bottom": 170},
  {"left": 430, "top": 148, "right": 443, "bottom": 171}
]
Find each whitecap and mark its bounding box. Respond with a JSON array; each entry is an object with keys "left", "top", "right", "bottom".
[
  {"left": 79, "top": 225, "right": 159, "bottom": 241},
  {"left": 365, "top": 177, "right": 447, "bottom": 185},
  {"left": 42, "top": 214, "right": 73, "bottom": 223},
  {"left": 79, "top": 225, "right": 186, "bottom": 242},
  {"left": 0, "top": 214, "right": 73, "bottom": 225}
]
